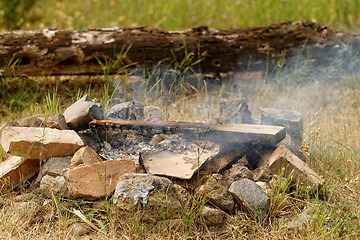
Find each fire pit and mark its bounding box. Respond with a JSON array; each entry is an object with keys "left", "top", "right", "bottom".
[{"left": 89, "top": 119, "right": 286, "bottom": 180}]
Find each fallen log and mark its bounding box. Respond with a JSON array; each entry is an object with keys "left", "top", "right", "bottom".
[{"left": 0, "top": 21, "right": 357, "bottom": 76}]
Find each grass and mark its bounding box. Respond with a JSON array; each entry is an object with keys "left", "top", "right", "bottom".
[
  {"left": 1, "top": 0, "right": 360, "bottom": 239},
  {"left": 1, "top": 0, "right": 360, "bottom": 31},
  {"left": 1, "top": 68, "right": 360, "bottom": 239}
]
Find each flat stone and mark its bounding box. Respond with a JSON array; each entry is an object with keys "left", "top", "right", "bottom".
[
  {"left": 70, "top": 146, "right": 102, "bottom": 168},
  {"left": 229, "top": 178, "right": 270, "bottom": 222},
  {"left": 1, "top": 127, "right": 84, "bottom": 159},
  {"left": 36, "top": 156, "right": 71, "bottom": 183},
  {"left": 66, "top": 159, "right": 136, "bottom": 200},
  {"left": 268, "top": 145, "right": 324, "bottom": 192},
  {"left": 197, "top": 174, "right": 234, "bottom": 212},
  {"left": 0, "top": 155, "right": 40, "bottom": 189},
  {"left": 63, "top": 95, "right": 104, "bottom": 131},
  {"left": 2, "top": 113, "right": 68, "bottom": 130},
  {"left": 141, "top": 143, "right": 220, "bottom": 179},
  {"left": 113, "top": 173, "right": 185, "bottom": 223}
]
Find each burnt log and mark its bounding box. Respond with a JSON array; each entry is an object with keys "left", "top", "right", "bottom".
[{"left": 0, "top": 21, "right": 358, "bottom": 76}]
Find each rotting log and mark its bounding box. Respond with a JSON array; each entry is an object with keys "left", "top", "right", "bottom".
[{"left": 0, "top": 21, "right": 358, "bottom": 76}]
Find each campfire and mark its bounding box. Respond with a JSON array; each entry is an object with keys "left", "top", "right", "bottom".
[{"left": 0, "top": 94, "right": 323, "bottom": 226}]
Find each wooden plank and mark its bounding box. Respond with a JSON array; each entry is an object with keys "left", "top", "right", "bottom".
[
  {"left": 90, "top": 120, "right": 286, "bottom": 146},
  {"left": 140, "top": 143, "right": 220, "bottom": 180}
]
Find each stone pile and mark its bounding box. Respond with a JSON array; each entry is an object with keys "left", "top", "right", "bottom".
[{"left": 0, "top": 95, "right": 324, "bottom": 229}]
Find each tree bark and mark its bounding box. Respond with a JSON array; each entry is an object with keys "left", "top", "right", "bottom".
[{"left": 0, "top": 21, "right": 357, "bottom": 76}]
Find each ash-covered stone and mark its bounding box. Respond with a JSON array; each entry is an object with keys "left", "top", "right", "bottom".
[{"left": 113, "top": 173, "right": 185, "bottom": 223}]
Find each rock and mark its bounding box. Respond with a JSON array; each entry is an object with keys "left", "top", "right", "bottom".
[
  {"left": 198, "top": 206, "right": 227, "bottom": 227},
  {"left": 223, "top": 163, "right": 253, "bottom": 184},
  {"left": 197, "top": 174, "right": 234, "bottom": 212},
  {"left": 63, "top": 95, "right": 104, "bottom": 131},
  {"left": 268, "top": 145, "right": 324, "bottom": 192},
  {"left": 107, "top": 101, "right": 144, "bottom": 120},
  {"left": 0, "top": 127, "right": 84, "bottom": 159},
  {"left": 229, "top": 178, "right": 270, "bottom": 222},
  {"left": 113, "top": 173, "right": 185, "bottom": 222},
  {"left": 216, "top": 100, "right": 254, "bottom": 124},
  {"left": 70, "top": 146, "right": 102, "bottom": 168},
  {"left": 143, "top": 106, "right": 162, "bottom": 121},
  {"left": 40, "top": 175, "right": 70, "bottom": 198},
  {"left": 66, "top": 159, "right": 136, "bottom": 200},
  {"left": 0, "top": 155, "right": 40, "bottom": 189},
  {"left": 69, "top": 222, "right": 91, "bottom": 236},
  {"left": 2, "top": 113, "right": 68, "bottom": 130},
  {"left": 261, "top": 108, "right": 303, "bottom": 150},
  {"left": 35, "top": 156, "right": 71, "bottom": 183}
]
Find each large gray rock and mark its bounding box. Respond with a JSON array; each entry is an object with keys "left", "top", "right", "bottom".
[
  {"left": 113, "top": 173, "right": 186, "bottom": 222},
  {"left": 63, "top": 95, "right": 104, "bottom": 131},
  {"left": 197, "top": 174, "right": 234, "bottom": 212},
  {"left": 0, "top": 127, "right": 84, "bottom": 159},
  {"left": 229, "top": 178, "right": 270, "bottom": 222},
  {"left": 216, "top": 100, "right": 254, "bottom": 124}
]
